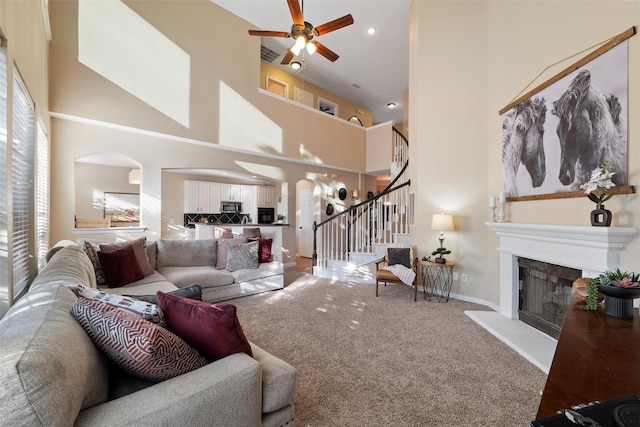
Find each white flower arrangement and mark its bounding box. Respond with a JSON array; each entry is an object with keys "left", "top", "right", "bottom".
[{"left": 579, "top": 161, "right": 616, "bottom": 206}]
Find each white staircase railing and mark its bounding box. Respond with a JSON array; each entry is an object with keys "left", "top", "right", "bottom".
[{"left": 313, "top": 127, "right": 410, "bottom": 269}]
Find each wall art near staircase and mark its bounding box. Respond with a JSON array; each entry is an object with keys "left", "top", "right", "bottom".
[{"left": 499, "top": 28, "right": 634, "bottom": 201}]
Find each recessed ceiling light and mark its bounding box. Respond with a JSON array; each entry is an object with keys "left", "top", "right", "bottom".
[
  {"left": 387, "top": 102, "right": 396, "bottom": 109},
  {"left": 291, "top": 61, "right": 301, "bottom": 70},
  {"left": 367, "top": 27, "right": 376, "bottom": 35}
]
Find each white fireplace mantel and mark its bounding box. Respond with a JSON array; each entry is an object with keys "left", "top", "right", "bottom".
[{"left": 486, "top": 222, "right": 636, "bottom": 319}]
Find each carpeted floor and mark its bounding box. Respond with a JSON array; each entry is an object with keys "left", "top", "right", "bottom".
[{"left": 233, "top": 268, "right": 547, "bottom": 426}]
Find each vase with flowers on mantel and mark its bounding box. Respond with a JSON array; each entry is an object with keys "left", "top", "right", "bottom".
[{"left": 580, "top": 161, "right": 615, "bottom": 227}]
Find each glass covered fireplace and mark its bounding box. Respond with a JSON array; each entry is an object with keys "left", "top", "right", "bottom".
[{"left": 518, "top": 257, "right": 581, "bottom": 339}]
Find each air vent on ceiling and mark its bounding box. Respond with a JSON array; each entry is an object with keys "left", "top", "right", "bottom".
[
  {"left": 296, "top": 66, "right": 340, "bottom": 89},
  {"left": 260, "top": 45, "right": 280, "bottom": 63}
]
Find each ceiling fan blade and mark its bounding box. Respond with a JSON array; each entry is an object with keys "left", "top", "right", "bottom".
[
  {"left": 314, "top": 41, "right": 339, "bottom": 62},
  {"left": 314, "top": 14, "right": 354, "bottom": 36},
  {"left": 248, "top": 30, "right": 290, "bottom": 38},
  {"left": 287, "top": 0, "right": 304, "bottom": 26},
  {"left": 281, "top": 49, "right": 296, "bottom": 65}
]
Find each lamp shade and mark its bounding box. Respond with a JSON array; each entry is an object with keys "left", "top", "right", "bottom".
[{"left": 431, "top": 213, "right": 454, "bottom": 231}]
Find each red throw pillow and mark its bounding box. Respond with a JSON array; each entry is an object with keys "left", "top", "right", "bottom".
[
  {"left": 258, "top": 238, "right": 273, "bottom": 263},
  {"left": 97, "top": 245, "right": 144, "bottom": 288},
  {"left": 156, "top": 292, "right": 253, "bottom": 361}
]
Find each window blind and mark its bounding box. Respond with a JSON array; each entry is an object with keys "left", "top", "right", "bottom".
[
  {"left": 36, "top": 120, "right": 48, "bottom": 270},
  {"left": 0, "top": 44, "right": 7, "bottom": 311},
  {"left": 12, "top": 73, "right": 35, "bottom": 300}
]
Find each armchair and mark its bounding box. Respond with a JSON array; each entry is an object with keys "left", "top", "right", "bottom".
[{"left": 375, "top": 245, "right": 419, "bottom": 301}]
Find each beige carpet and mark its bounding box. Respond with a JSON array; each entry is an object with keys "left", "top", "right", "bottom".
[{"left": 233, "top": 271, "right": 547, "bottom": 426}]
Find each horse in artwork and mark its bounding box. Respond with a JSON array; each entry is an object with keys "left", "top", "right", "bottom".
[
  {"left": 502, "top": 96, "right": 547, "bottom": 196},
  {"left": 552, "top": 70, "right": 627, "bottom": 189}
]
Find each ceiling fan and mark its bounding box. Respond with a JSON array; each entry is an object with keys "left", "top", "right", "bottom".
[{"left": 248, "top": 0, "right": 354, "bottom": 65}]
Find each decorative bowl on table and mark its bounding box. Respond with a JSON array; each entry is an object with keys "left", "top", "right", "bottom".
[
  {"left": 596, "top": 275, "right": 640, "bottom": 319},
  {"left": 588, "top": 269, "right": 640, "bottom": 319},
  {"left": 597, "top": 284, "right": 640, "bottom": 299}
]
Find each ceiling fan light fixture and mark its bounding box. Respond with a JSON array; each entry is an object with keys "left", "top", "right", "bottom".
[
  {"left": 290, "top": 44, "right": 302, "bottom": 55},
  {"left": 306, "top": 41, "right": 317, "bottom": 55},
  {"left": 295, "top": 35, "right": 307, "bottom": 50},
  {"left": 291, "top": 61, "right": 302, "bottom": 70}
]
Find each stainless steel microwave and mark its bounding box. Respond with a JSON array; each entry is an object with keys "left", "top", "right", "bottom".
[{"left": 221, "top": 201, "right": 242, "bottom": 213}]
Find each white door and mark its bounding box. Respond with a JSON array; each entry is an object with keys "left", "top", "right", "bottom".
[{"left": 297, "top": 188, "right": 314, "bottom": 258}]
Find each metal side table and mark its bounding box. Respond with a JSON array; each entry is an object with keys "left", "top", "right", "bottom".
[{"left": 420, "top": 260, "right": 455, "bottom": 302}]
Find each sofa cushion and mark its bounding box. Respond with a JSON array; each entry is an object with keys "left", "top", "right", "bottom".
[
  {"left": 71, "top": 297, "right": 208, "bottom": 381},
  {"left": 0, "top": 284, "right": 109, "bottom": 427},
  {"left": 226, "top": 241, "right": 259, "bottom": 272},
  {"left": 77, "top": 284, "right": 165, "bottom": 326},
  {"left": 146, "top": 240, "right": 157, "bottom": 269},
  {"left": 98, "top": 274, "right": 179, "bottom": 296},
  {"left": 231, "top": 261, "right": 284, "bottom": 283},
  {"left": 157, "top": 292, "right": 253, "bottom": 361},
  {"left": 156, "top": 239, "right": 217, "bottom": 268},
  {"left": 30, "top": 244, "right": 97, "bottom": 290},
  {"left": 216, "top": 236, "right": 249, "bottom": 269},
  {"left": 157, "top": 266, "right": 235, "bottom": 289},
  {"left": 259, "top": 238, "right": 273, "bottom": 263},
  {"left": 100, "top": 236, "right": 155, "bottom": 277},
  {"left": 127, "top": 284, "right": 202, "bottom": 305},
  {"left": 97, "top": 245, "right": 145, "bottom": 288}
]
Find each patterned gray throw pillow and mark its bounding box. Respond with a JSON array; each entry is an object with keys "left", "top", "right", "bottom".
[
  {"left": 226, "top": 241, "right": 259, "bottom": 272},
  {"left": 82, "top": 241, "right": 106, "bottom": 286}
]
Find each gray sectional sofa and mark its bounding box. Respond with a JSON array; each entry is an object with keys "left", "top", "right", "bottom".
[
  {"left": 0, "top": 241, "right": 296, "bottom": 427},
  {"left": 88, "top": 237, "right": 285, "bottom": 303}
]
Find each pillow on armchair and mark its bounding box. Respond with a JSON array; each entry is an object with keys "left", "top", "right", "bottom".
[{"left": 387, "top": 247, "right": 411, "bottom": 269}]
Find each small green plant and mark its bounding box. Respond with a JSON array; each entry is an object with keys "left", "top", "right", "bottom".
[
  {"left": 277, "top": 214, "right": 285, "bottom": 222},
  {"left": 431, "top": 247, "right": 451, "bottom": 259},
  {"left": 576, "top": 278, "right": 599, "bottom": 311}
]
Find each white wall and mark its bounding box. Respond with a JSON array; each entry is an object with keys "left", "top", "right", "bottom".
[{"left": 409, "top": 1, "right": 640, "bottom": 309}]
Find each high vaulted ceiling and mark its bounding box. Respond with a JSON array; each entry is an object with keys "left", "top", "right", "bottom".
[{"left": 211, "top": 0, "right": 410, "bottom": 125}]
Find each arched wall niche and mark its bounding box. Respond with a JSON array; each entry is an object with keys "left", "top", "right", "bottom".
[{"left": 74, "top": 153, "right": 141, "bottom": 228}]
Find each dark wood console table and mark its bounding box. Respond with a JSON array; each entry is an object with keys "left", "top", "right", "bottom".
[{"left": 536, "top": 300, "right": 640, "bottom": 419}]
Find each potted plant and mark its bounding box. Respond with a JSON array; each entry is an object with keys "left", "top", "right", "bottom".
[
  {"left": 578, "top": 269, "right": 640, "bottom": 319},
  {"left": 277, "top": 214, "right": 285, "bottom": 224},
  {"left": 431, "top": 247, "right": 451, "bottom": 264}
]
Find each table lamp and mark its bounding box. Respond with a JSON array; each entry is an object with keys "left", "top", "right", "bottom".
[{"left": 431, "top": 213, "right": 454, "bottom": 248}]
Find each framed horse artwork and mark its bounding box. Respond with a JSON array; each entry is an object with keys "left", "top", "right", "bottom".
[{"left": 499, "top": 27, "right": 635, "bottom": 201}]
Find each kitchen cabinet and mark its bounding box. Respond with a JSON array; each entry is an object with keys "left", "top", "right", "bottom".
[
  {"left": 257, "top": 186, "right": 276, "bottom": 207},
  {"left": 185, "top": 181, "right": 272, "bottom": 219},
  {"left": 184, "top": 181, "right": 221, "bottom": 213},
  {"left": 220, "top": 184, "right": 242, "bottom": 202},
  {"left": 241, "top": 186, "right": 256, "bottom": 219}
]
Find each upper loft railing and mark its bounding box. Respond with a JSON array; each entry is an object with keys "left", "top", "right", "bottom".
[{"left": 312, "top": 127, "right": 410, "bottom": 268}]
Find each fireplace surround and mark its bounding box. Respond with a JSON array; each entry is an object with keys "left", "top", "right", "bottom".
[{"left": 486, "top": 222, "right": 636, "bottom": 320}]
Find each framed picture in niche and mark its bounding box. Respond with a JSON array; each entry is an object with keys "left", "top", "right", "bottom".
[
  {"left": 104, "top": 192, "right": 140, "bottom": 225},
  {"left": 318, "top": 97, "right": 338, "bottom": 116}
]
